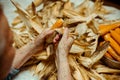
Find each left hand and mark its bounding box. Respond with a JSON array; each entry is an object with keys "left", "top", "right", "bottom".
[
  {"left": 12, "top": 28, "right": 56, "bottom": 69},
  {"left": 34, "top": 28, "right": 55, "bottom": 53}
]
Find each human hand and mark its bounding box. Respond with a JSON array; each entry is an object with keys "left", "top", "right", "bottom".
[
  {"left": 13, "top": 28, "right": 56, "bottom": 69},
  {"left": 56, "top": 28, "right": 74, "bottom": 57},
  {"left": 34, "top": 28, "right": 55, "bottom": 52}
]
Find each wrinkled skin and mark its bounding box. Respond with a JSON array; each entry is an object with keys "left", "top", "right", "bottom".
[
  {"left": 57, "top": 28, "right": 74, "bottom": 56},
  {"left": 34, "top": 28, "right": 55, "bottom": 53},
  {"left": 0, "top": 8, "right": 59, "bottom": 79},
  {"left": 0, "top": 6, "right": 60, "bottom": 79},
  {"left": 0, "top": 5, "right": 73, "bottom": 80},
  {"left": 56, "top": 28, "right": 74, "bottom": 80},
  {"left": 12, "top": 28, "right": 57, "bottom": 69}
]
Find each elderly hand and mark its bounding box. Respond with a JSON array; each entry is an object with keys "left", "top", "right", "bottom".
[
  {"left": 56, "top": 28, "right": 74, "bottom": 57},
  {"left": 56, "top": 28, "right": 74, "bottom": 80},
  {"left": 34, "top": 28, "right": 55, "bottom": 53},
  {"left": 13, "top": 28, "right": 56, "bottom": 69}
]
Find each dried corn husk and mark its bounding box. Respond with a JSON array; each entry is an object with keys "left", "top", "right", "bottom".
[{"left": 10, "top": 0, "right": 120, "bottom": 80}]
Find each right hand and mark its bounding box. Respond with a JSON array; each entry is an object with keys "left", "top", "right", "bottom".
[{"left": 56, "top": 28, "right": 74, "bottom": 57}]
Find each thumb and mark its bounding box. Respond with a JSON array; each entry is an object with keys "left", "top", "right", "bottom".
[
  {"left": 44, "top": 29, "right": 54, "bottom": 37},
  {"left": 40, "top": 28, "right": 54, "bottom": 39}
]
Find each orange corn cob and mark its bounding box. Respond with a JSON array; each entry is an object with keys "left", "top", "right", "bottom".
[
  {"left": 51, "top": 19, "right": 63, "bottom": 30},
  {"left": 99, "top": 21, "right": 120, "bottom": 35},
  {"left": 108, "top": 46, "right": 120, "bottom": 62},
  {"left": 104, "top": 52, "right": 113, "bottom": 59},
  {"left": 104, "top": 33, "right": 120, "bottom": 56},
  {"left": 110, "top": 30, "right": 120, "bottom": 45},
  {"left": 115, "top": 28, "right": 120, "bottom": 35}
]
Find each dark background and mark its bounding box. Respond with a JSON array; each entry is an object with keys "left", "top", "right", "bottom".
[
  {"left": 105, "top": 0, "right": 120, "bottom": 9},
  {"left": 92, "top": 0, "right": 120, "bottom": 9}
]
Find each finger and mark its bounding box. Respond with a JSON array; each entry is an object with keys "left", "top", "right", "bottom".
[
  {"left": 41, "top": 29, "right": 54, "bottom": 38},
  {"left": 45, "top": 30, "right": 54, "bottom": 36},
  {"left": 36, "top": 29, "right": 54, "bottom": 43},
  {"left": 67, "top": 37, "right": 74, "bottom": 48},
  {"left": 62, "top": 28, "right": 69, "bottom": 39},
  {"left": 53, "top": 39, "right": 57, "bottom": 43},
  {"left": 53, "top": 34, "right": 60, "bottom": 43}
]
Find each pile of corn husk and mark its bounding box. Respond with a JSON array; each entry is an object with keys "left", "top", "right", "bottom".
[{"left": 11, "top": 0, "right": 120, "bottom": 80}]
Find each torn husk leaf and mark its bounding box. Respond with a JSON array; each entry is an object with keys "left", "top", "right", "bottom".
[
  {"left": 94, "top": 64, "right": 120, "bottom": 74},
  {"left": 10, "top": 0, "right": 120, "bottom": 80},
  {"left": 78, "top": 41, "right": 109, "bottom": 68}
]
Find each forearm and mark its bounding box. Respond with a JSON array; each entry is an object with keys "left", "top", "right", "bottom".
[
  {"left": 57, "top": 51, "right": 72, "bottom": 80},
  {"left": 12, "top": 41, "right": 36, "bottom": 69},
  {"left": 12, "top": 29, "right": 52, "bottom": 69}
]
